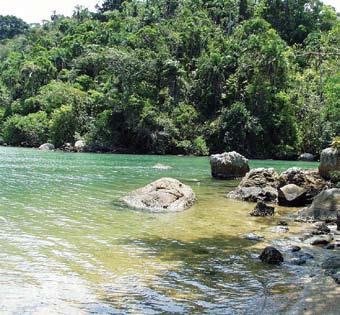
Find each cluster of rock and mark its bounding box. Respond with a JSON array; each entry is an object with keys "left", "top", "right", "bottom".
[
  {"left": 228, "top": 167, "right": 329, "bottom": 207},
  {"left": 38, "top": 140, "right": 87, "bottom": 152}
]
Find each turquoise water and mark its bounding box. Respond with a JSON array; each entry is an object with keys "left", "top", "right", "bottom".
[{"left": 0, "top": 147, "right": 319, "bottom": 314}]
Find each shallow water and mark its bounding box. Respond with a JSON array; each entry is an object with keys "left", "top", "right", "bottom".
[{"left": 0, "top": 147, "right": 319, "bottom": 314}]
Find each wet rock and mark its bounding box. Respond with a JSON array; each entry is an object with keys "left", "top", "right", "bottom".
[
  {"left": 250, "top": 201, "right": 275, "bottom": 217},
  {"left": 307, "top": 234, "right": 333, "bottom": 246},
  {"left": 39, "top": 143, "right": 55, "bottom": 151},
  {"left": 278, "top": 220, "right": 288, "bottom": 226},
  {"left": 210, "top": 151, "right": 249, "bottom": 179},
  {"left": 291, "top": 246, "right": 301, "bottom": 252},
  {"left": 299, "top": 153, "right": 315, "bottom": 162},
  {"left": 243, "top": 233, "right": 264, "bottom": 241},
  {"left": 269, "top": 226, "right": 289, "bottom": 233},
  {"left": 121, "top": 177, "right": 196, "bottom": 212},
  {"left": 331, "top": 272, "right": 340, "bottom": 284},
  {"left": 324, "top": 244, "right": 340, "bottom": 250},
  {"left": 322, "top": 255, "right": 340, "bottom": 270},
  {"left": 74, "top": 140, "right": 86, "bottom": 152},
  {"left": 278, "top": 168, "right": 328, "bottom": 205},
  {"left": 259, "top": 246, "right": 284, "bottom": 265},
  {"left": 228, "top": 168, "right": 279, "bottom": 202},
  {"left": 60, "top": 142, "right": 74, "bottom": 152},
  {"left": 297, "top": 252, "right": 314, "bottom": 261},
  {"left": 319, "top": 147, "right": 340, "bottom": 180},
  {"left": 290, "top": 257, "right": 307, "bottom": 265},
  {"left": 312, "top": 222, "right": 331, "bottom": 235},
  {"left": 278, "top": 184, "right": 307, "bottom": 207},
  {"left": 295, "top": 189, "right": 340, "bottom": 222},
  {"left": 152, "top": 164, "right": 172, "bottom": 170}
]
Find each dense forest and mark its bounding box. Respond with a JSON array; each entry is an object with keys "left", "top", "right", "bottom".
[{"left": 0, "top": 0, "right": 339, "bottom": 158}]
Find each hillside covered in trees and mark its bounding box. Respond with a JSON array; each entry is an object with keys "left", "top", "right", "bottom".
[{"left": 0, "top": 0, "right": 339, "bottom": 158}]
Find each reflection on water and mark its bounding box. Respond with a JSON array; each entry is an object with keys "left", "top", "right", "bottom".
[{"left": 0, "top": 147, "right": 319, "bottom": 314}]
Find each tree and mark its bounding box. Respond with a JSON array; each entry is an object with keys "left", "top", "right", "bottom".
[{"left": 0, "top": 15, "right": 28, "bottom": 40}]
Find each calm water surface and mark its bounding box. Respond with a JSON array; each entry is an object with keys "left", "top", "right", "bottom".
[{"left": 0, "top": 147, "right": 319, "bottom": 314}]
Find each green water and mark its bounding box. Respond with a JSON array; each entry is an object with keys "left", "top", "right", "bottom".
[{"left": 0, "top": 147, "right": 319, "bottom": 314}]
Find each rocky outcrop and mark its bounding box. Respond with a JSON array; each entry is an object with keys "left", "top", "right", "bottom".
[
  {"left": 210, "top": 151, "right": 249, "bottom": 179},
  {"left": 278, "top": 184, "right": 307, "bottom": 206},
  {"left": 74, "top": 140, "right": 86, "bottom": 152},
  {"left": 259, "top": 246, "right": 284, "bottom": 265},
  {"left": 250, "top": 201, "right": 275, "bottom": 217},
  {"left": 299, "top": 153, "right": 315, "bottom": 162},
  {"left": 319, "top": 148, "right": 340, "bottom": 179},
  {"left": 121, "top": 178, "right": 196, "bottom": 212},
  {"left": 39, "top": 143, "right": 55, "bottom": 151},
  {"left": 227, "top": 168, "right": 279, "bottom": 202},
  {"left": 278, "top": 168, "right": 328, "bottom": 205},
  {"left": 295, "top": 189, "right": 340, "bottom": 222}
]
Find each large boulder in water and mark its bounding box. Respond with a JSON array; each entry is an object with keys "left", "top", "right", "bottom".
[
  {"left": 319, "top": 148, "right": 340, "bottom": 180},
  {"left": 39, "top": 143, "right": 55, "bottom": 151},
  {"left": 278, "top": 184, "right": 307, "bottom": 207},
  {"left": 210, "top": 151, "right": 249, "bottom": 179},
  {"left": 228, "top": 168, "right": 279, "bottom": 202},
  {"left": 295, "top": 189, "right": 340, "bottom": 222},
  {"left": 278, "top": 167, "right": 328, "bottom": 205},
  {"left": 121, "top": 178, "right": 196, "bottom": 212},
  {"left": 299, "top": 153, "right": 315, "bottom": 162}
]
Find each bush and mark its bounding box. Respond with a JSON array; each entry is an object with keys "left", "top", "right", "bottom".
[
  {"left": 50, "top": 105, "right": 76, "bottom": 147},
  {"left": 3, "top": 111, "right": 49, "bottom": 146}
]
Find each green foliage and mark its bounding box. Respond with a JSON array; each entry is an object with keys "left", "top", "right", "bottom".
[
  {"left": 49, "top": 105, "right": 77, "bottom": 147},
  {"left": 3, "top": 112, "right": 49, "bottom": 146},
  {"left": 0, "top": 0, "right": 338, "bottom": 158},
  {"left": 0, "top": 15, "right": 28, "bottom": 40}
]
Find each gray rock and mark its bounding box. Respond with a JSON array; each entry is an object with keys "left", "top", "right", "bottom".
[
  {"left": 278, "top": 167, "right": 328, "bottom": 205},
  {"left": 296, "top": 189, "right": 340, "bottom": 222},
  {"left": 290, "top": 257, "right": 307, "bottom": 265},
  {"left": 307, "top": 234, "right": 333, "bottom": 246},
  {"left": 39, "top": 143, "right": 55, "bottom": 151},
  {"left": 299, "top": 153, "right": 315, "bottom": 162},
  {"left": 278, "top": 184, "right": 307, "bottom": 207},
  {"left": 259, "top": 246, "right": 284, "bottom": 265},
  {"left": 74, "top": 140, "right": 86, "bottom": 152},
  {"left": 269, "top": 226, "right": 289, "bottom": 233},
  {"left": 210, "top": 151, "right": 249, "bottom": 179},
  {"left": 291, "top": 246, "right": 301, "bottom": 252},
  {"left": 121, "top": 178, "right": 196, "bottom": 212},
  {"left": 319, "top": 147, "right": 340, "bottom": 180},
  {"left": 243, "top": 233, "right": 264, "bottom": 241},
  {"left": 250, "top": 201, "right": 275, "bottom": 217},
  {"left": 227, "top": 168, "right": 279, "bottom": 202},
  {"left": 331, "top": 272, "right": 340, "bottom": 284}
]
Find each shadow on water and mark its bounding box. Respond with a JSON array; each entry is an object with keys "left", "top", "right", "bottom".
[{"left": 99, "top": 235, "right": 300, "bottom": 314}]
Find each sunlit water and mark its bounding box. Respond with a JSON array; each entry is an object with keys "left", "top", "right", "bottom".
[{"left": 0, "top": 147, "right": 320, "bottom": 314}]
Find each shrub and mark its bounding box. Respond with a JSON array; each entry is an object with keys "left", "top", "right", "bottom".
[{"left": 3, "top": 111, "right": 49, "bottom": 146}]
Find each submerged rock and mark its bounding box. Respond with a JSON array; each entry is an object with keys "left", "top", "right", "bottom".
[
  {"left": 250, "top": 201, "right": 275, "bottom": 217},
  {"left": 295, "top": 189, "right": 340, "bottom": 222},
  {"left": 278, "top": 184, "right": 307, "bottom": 207},
  {"left": 228, "top": 168, "right": 279, "bottom": 202},
  {"left": 269, "top": 226, "right": 289, "bottom": 233},
  {"left": 39, "top": 143, "right": 55, "bottom": 151},
  {"left": 319, "top": 147, "right": 340, "bottom": 180},
  {"left": 259, "top": 246, "right": 284, "bottom": 265},
  {"left": 210, "top": 151, "right": 249, "bottom": 179},
  {"left": 121, "top": 177, "right": 196, "bottom": 212},
  {"left": 243, "top": 233, "right": 264, "bottom": 241},
  {"left": 152, "top": 163, "right": 172, "bottom": 170},
  {"left": 291, "top": 246, "right": 301, "bottom": 252}
]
